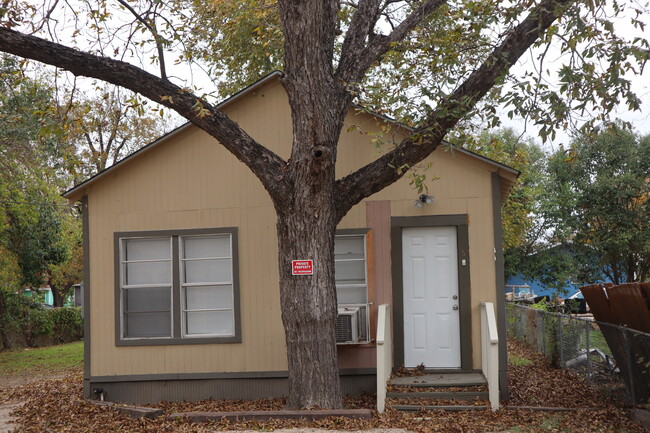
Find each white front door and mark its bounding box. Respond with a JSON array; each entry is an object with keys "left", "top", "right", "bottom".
[{"left": 402, "top": 226, "right": 461, "bottom": 368}]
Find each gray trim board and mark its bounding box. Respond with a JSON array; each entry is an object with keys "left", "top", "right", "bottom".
[
  {"left": 90, "top": 368, "right": 376, "bottom": 383},
  {"left": 336, "top": 228, "right": 370, "bottom": 235},
  {"left": 171, "top": 236, "right": 181, "bottom": 338},
  {"left": 114, "top": 227, "right": 241, "bottom": 346},
  {"left": 492, "top": 172, "right": 510, "bottom": 400},
  {"left": 82, "top": 196, "right": 91, "bottom": 399},
  {"left": 390, "top": 215, "right": 472, "bottom": 370},
  {"left": 87, "top": 369, "right": 376, "bottom": 404}
]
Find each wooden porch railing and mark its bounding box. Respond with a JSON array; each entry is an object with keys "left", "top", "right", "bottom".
[
  {"left": 481, "top": 301, "right": 500, "bottom": 411},
  {"left": 376, "top": 304, "right": 392, "bottom": 413}
]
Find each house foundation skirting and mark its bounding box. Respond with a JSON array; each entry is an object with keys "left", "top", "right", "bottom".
[{"left": 85, "top": 369, "right": 377, "bottom": 404}]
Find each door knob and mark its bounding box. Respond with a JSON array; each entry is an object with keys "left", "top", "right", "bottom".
[
  {"left": 452, "top": 295, "right": 458, "bottom": 300},
  {"left": 453, "top": 305, "right": 459, "bottom": 310}
]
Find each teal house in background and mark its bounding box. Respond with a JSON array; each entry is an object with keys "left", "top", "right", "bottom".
[{"left": 23, "top": 286, "right": 54, "bottom": 306}]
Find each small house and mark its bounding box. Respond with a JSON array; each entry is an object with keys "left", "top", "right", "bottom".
[
  {"left": 23, "top": 286, "right": 54, "bottom": 306},
  {"left": 63, "top": 72, "right": 518, "bottom": 404}
]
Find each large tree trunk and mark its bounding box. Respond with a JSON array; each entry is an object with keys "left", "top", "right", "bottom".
[
  {"left": 273, "top": 81, "right": 346, "bottom": 407},
  {"left": 270, "top": 44, "right": 349, "bottom": 403},
  {"left": 276, "top": 209, "right": 342, "bottom": 409},
  {"left": 274, "top": 0, "right": 350, "bottom": 402},
  {"left": 47, "top": 277, "right": 69, "bottom": 308},
  {"left": 52, "top": 287, "right": 67, "bottom": 308}
]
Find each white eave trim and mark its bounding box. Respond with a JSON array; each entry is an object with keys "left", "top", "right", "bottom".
[{"left": 453, "top": 147, "right": 520, "bottom": 177}]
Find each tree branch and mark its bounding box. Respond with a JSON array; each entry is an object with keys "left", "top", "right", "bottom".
[
  {"left": 337, "top": 0, "right": 382, "bottom": 80},
  {"left": 30, "top": 0, "right": 61, "bottom": 35},
  {"left": 0, "top": 28, "right": 290, "bottom": 202},
  {"left": 83, "top": 132, "right": 96, "bottom": 155},
  {"left": 116, "top": 0, "right": 168, "bottom": 80},
  {"left": 113, "top": 137, "right": 129, "bottom": 166},
  {"left": 335, "top": 0, "right": 574, "bottom": 217},
  {"left": 337, "top": 0, "right": 447, "bottom": 84}
]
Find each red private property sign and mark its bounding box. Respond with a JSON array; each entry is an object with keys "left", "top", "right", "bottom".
[{"left": 292, "top": 260, "right": 314, "bottom": 276}]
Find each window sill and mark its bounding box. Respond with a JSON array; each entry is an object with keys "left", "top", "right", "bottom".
[
  {"left": 336, "top": 339, "right": 374, "bottom": 346},
  {"left": 116, "top": 335, "right": 242, "bottom": 346}
]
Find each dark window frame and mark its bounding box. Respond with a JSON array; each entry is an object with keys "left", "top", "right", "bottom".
[
  {"left": 335, "top": 228, "right": 371, "bottom": 344},
  {"left": 114, "top": 227, "right": 241, "bottom": 346},
  {"left": 334, "top": 228, "right": 370, "bottom": 306}
]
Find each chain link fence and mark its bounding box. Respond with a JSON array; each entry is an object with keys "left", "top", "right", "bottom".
[{"left": 507, "top": 303, "right": 650, "bottom": 404}]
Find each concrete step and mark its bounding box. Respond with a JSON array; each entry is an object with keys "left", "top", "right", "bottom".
[
  {"left": 386, "top": 391, "right": 488, "bottom": 401},
  {"left": 388, "top": 404, "right": 488, "bottom": 412},
  {"left": 389, "top": 372, "right": 487, "bottom": 388}
]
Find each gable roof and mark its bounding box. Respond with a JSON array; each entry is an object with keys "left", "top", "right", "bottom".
[
  {"left": 63, "top": 70, "right": 518, "bottom": 201},
  {"left": 63, "top": 71, "right": 284, "bottom": 201}
]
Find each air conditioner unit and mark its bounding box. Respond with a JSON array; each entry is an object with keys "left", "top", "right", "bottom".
[
  {"left": 336, "top": 307, "right": 360, "bottom": 343},
  {"left": 336, "top": 304, "right": 369, "bottom": 344}
]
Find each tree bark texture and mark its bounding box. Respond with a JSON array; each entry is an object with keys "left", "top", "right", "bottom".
[
  {"left": 51, "top": 284, "right": 68, "bottom": 308},
  {"left": 274, "top": 63, "right": 347, "bottom": 408},
  {"left": 276, "top": 210, "right": 342, "bottom": 409}
]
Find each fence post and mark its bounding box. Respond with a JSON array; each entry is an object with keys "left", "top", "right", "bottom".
[
  {"left": 558, "top": 314, "right": 564, "bottom": 368},
  {"left": 519, "top": 305, "right": 525, "bottom": 341},
  {"left": 585, "top": 320, "right": 591, "bottom": 384},
  {"left": 521, "top": 305, "right": 524, "bottom": 340},
  {"left": 535, "top": 310, "right": 548, "bottom": 356},
  {"left": 623, "top": 330, "right": 636, "bottom": 404}
]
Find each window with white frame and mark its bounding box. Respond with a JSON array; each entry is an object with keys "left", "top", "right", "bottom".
[
  {"left": 180, "top": 235, "right": 234, "bottom": 337},
  {"left": 334, "top": 234, "right": 368, "bottom": 305},
  {"left": 117, "top": 228, "right": 239, "bottom": 345}
]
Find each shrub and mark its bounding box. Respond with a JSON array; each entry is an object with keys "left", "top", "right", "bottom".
[
  {"left": 22, "top": 303, "right": 54, "bottom": 347},
  {"left": 51, "top": 307, "right": 83, "bottom": 343},
  {"left": 0, "top": 293, "right": 83, "bottom": 349},
  {"left": 530, "top": 299, "right": 551, "bottom": 312}
]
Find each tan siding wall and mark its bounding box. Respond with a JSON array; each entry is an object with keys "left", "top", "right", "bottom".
[{"left": 86, "top": 78, "right": 500, "bottom": 376}]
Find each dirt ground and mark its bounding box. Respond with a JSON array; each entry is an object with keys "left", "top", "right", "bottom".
[
  {"left": 0, "top": 371, "right": 73, "bottom": 432},
  {"left": 0, "top": 373, "right": 52, "bottom": 433},
  {"left": 0, "top": 373, "right": 66, "bottom": 389},
  {"left": 0, "top": 402, "right": 20, "bottom": 433}
]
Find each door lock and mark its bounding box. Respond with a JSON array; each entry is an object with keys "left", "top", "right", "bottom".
[
  {"left": 453, "top": 305, "right": 459, "bottom": 310},
  {"left": 452, "top": 295, "right": 458, "bottom": 300}
]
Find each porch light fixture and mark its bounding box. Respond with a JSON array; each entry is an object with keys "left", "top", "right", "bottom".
[{"left": 413, "top": 194, "right": 434, "bottom": 208}]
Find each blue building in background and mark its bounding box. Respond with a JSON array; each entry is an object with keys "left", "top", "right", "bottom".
[{"left": 505, "top": 274, "right": 583, "bottom": 300}]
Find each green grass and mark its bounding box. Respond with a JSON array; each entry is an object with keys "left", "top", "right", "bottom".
[
  {"left": 0, "top": 342, "right": 83, "bottom": 375},
  {"left": 587, "top": 329, "right": 612, "bottom": 356},
  {"left": 508, "top": 353, "right": 533, "bottom": 366},
  {"left": 493, "top": 415, "right": 562, "bottom": 432}
]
